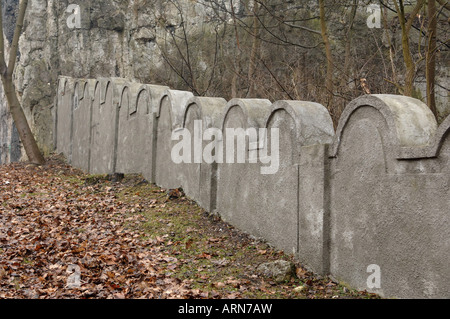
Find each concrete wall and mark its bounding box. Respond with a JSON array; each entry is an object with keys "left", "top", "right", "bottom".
[
  {"left": 55, "top": 77, "right": 75, "bottom": 162},
  {"left": 328, "top": 95, "right": 449, "bottom": 298},
  {"left": 153, "top": 90, "right": 194, "bottom": 188},
  {"left": 216, "top": 98, "right": 272, "bottom": 247},
  {"left": 71, "top": 80, "right": 94, "bottom": 171},
  {"left": 180, "top": 96, "right": 227, "bottom": 210},
  {"left": 116, "top": 82, "right": 168, "bottom": 181},
  {"left": 55, "top": 77, "right": 450, "bottom": 299}
]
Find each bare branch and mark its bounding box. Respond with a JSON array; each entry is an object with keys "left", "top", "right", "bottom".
[{"left": 436, "top": 0, "right": 450, "bottom": 11}]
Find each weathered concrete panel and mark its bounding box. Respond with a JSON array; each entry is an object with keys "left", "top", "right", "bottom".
[
  {"left": 298, "top": 143, "right": 329, "bottom": 274},
  {"left": 142, "top": 84, "right": 169, "bottom": 182},
  {"left": 216, "top": 99, "right": 333, "bottom": 259},
  {"left": 153, "top": 90, "right": 194, "bottom": 189},
  {"left": 261, "top": 101, "right": 334, "bottom": 259},
  {"left": 179, "top": 97, "right": 227, "bottom": 210},
  {"left": 116, "top": 82, "right": 147, "bottom": 174},
  {"left": 56, "top": 77, "right": 75, "bottom": 160},
  {"left": 436, "top": 118, "right": 450, "bottom": 170},
  {"left": 89, "top": 79, "right": 120, "bottom": 174},
  {"left": 116, "top": 83, "right": 168, "bottom": 181},
  {"left": 71, "top": 80, "right": 93, "bottom": 171},
  {"left": 258, "top": 105, "right": 300, "bottom": 256},
  {"left": 270, "top": 100, "right": 336, "bottom": 273},
  {"left": 329, "top": 95, "right": 449, "bottom": 298},
  {"left": 216, "top": 99, "right": 271, "bottom": 241}
]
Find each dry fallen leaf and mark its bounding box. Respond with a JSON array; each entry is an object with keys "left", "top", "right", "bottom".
[{"left": 214, "top": 282, "right": 225, "bottom": 288}]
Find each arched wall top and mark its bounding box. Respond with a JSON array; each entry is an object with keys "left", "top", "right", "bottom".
[
  {"left": 73, "top": 81, "right": 79, "bottom": 95},
  {"left": 330, "top": 94, "right": 438, "bottom": 158},
  {"left": 397, "top": 113, "right": 450, "bottom": 159},
  {"left": 183, "top": 96, "right": 228, "bottom": 129},
  {"left": 86, "top": 79, "right": 96, "bottom": 101},
  {"left": 74, "top": 80, "right": 89, "bottom": 101},
  {"left": 56, "top": 77, "right": 75, "bottom": 113},
  {"left": 58, "top": 76, "right": 76, "bottom": 96},
  {"left": 92, "top": 80, "right": 100, "bottom": 101},
  {"left": 135, "top": 87, "right": 149, "bottom": 114},
  {"left": 72, "top": 81, "right": 81, "bottom": 110},
  {"left": 220, "top": 98, "right": 272, "bottom": 131},
  {"left": 156, "top": 89, "right": 194, "bottom": 128},
  {"left": 91, "top": 77, "right": 124, "bottom": 106},
  {"left": 431, "top": 114, "right": 450, "bottom": 156},
  {"left": 145, "top": 84, "right": 169, "bottom": 114},
  {"left": 110, "top": 77, "right": 128, "bottom": 107},
  {"left": 265, "top": 100, "right": 334, "bottom": 147},
  {"left": 59, "top": 76, "right": 448, "bottom": 163},
  {"left": 119, "top": 85, "right": 131, "bottom": 109},
  {"left": 58, "top": 77, "right": 68, "bottom": 94},
  {"left": 93, "top": 78, "right": 111, "bottom": 104},
  {"left": 119, "top": 82, "right": 149, "bottom": 113}
]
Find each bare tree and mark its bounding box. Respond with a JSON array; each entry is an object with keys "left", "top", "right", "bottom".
[
  {"left": 0, "top": 0, "right": 44, "bottom": 165},
  {"left": 153, "top": 0, "right": 447, "bottom": 123},
  {"left": 426, "top": 0, "right": 438, "bottom": 117},
  {"left": 247, "top": 0, "right": 261, "bottom": 98},
  {"left": 392, "top": 0, "right": 426, "bottom": 97},
  {"left": 319, "top": 0, "right": 334, "bottom": 110}
]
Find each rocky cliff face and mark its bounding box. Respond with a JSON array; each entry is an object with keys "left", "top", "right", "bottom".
[
  {"left": 0, "top": 0, "right": 18, "bottom": 164},
  {"left": 2, "top": 0, "right": 222, "bottom": 161}
]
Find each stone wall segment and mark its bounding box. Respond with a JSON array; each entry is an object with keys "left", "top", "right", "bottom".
[
  {"left": 153, "top": 89, "right": 194, "bottom": 189},
  {"left": 215, "top": 98, "right": 272, "bottom": 242},
  {"left": 179, "top": 96, "right": 227, "bottom": 210},
  {"left": 328, "top": 95, "right": 449, "bottom": 298}
]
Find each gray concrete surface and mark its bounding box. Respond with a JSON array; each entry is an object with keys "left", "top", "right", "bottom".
[
  {"left": 179, "top": 96, "right": 227, "bottom": 211},
  {"left": 115, "top": 82, "right": 168, "bottom": 181},
  {"left": 215, "top": 98, "right": 272, "bottom": 242},
  {"left": 55, "top": 77, "right": 75, "bottom": 161},
  {"left": 153, "top": 89, "right": 194, "bottom": 189},
  {"left": 71, "top": 80, "right": 93, "bottom": 171},
  {"left": 89, "top": 79, "right": 116, "bottom": 174},
  {"left": 329, "top": 95, "right": 449, "bottom": 298}
]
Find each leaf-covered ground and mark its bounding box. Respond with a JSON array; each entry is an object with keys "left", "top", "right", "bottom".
[{"left": 0, "top": 156, "right": 379, "bottom": 299}]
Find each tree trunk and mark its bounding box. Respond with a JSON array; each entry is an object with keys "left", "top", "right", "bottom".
[
  {"left": 393, "top": 0, "right": 425, "bottom": 97},
  {"left": 247, "top": 0, "right": 260, "bottom": 98},
  {"left": 1, "top": 75, "right": 45, "bottom": 164},
  {"left": 343, "top": 0, "right": 358, "bottom": 82},
  {"left": 401, "top": 31, "right": 415, "bottom": 97},
  {"left": 319, "top": 0, "right": 334, "bottom": 110},
  {"left": 426, "top": 0, "right": 437, "bottom": 117},
  {"left": 0, "top": 0, "right": 44, "bottom": 165}
]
